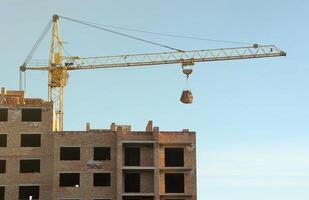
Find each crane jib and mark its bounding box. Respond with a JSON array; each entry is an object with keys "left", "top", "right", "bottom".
[{"left": 25, "top": 46, "right": 286, "bottom": 71}]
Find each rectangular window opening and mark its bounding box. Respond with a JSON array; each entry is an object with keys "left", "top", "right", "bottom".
[
  {"left": 124, "top": 172, "right": 140, "bottom": 193},
  {"left": 94, "top": 147, "right": 111, "bottom": 161},
  {"left": 0, "top": 186, "right": 4, "bottom": 200},
  {"left": 21, "top": 134, "right": 41, "bottom": 147},
  {"left": 125, "top": 147, "right": 140, "bottom": 166},
  {"left": 21, "top": 108, "right": 42, "bottom": 122},
  {"left": 0, "top": 160, "right": 6, "bottom": 173},
  {"left": 122, "top": 197, "right": 154, "bottom": 200},
  {"left": 19, "top": 186, "right": 39, "bottom": 200},
  {"left": 0, "top": 134, "right": 7, "bottom": 147},
  {"left": 123, "top": 198, "right": 140, "bottom": 200},
  {"left": 60, "top": 199, "right": 80, "bottom": 200},
  {"left": 93, "top": 199, "right": 111, "bottom": 200},
  {"left": 165, "top": 148, "right": 184, "bottom": 167},
  {"left": 20, "top": 159, "right": 40, "bottom": 173},
  {"left": 60, "top": 147, "right": 80, "bottom": 160},
  {"left": 59, "top": 173, "right": 80, "bottom": 187},
  {"left": 166, "top": 199, "right": 184, "bottom": 200},
  {"left": 93, "top": 173, "right": 111, "bottom": 186},
  {"left": 127, "top": 198, "right": 156, "bottom": 200},
  {"left": 165, "top": 173, "right": 184, "bottom": 193},
  {"left": 59, "top": 199, "right": 80, "bottom": 200},
  {"left": 0, "top": 108, "right": 8, "bottom": 122}
]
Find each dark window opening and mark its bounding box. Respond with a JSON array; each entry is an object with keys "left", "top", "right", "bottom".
[
  {"left": 123, "top": 199, "right": 139, "bottom": 200},
  {"left": 0, "top": 186, "right": 4, "bottom": 200},
  {"left": 165, "top": 173, "right": 184, "bottom": 193},
  {"left": 93, "top": 173, "right": 111, "bottom": 186},
  {"left": 60, "top": 199, "right": 80, "bottom": 200},
  {"left": 165, "top": 148, "right": 184, "bottom": 167},
  {"left": 125, "top": 173, "right": 140, "bottom": 192},
  {"left": 94, "top": 147, "right": 111, "bottom": 160},
  {"left": 20, "top": 160, "right": 40, "bottom": 173},
  {"left": 21, "top": 134, "right": 41, "bottom": 147},
  {"left": 0, "top": 160, "right": 6, "bottom": 173},
  {"left": 123, "top": 197, "right": 154, "bottom": 200},
  {"left": 19, "top": 186, "right": 39, "bottom": 200},
  {"left": 165, "top": 199, "right": 184, "bottom": 200},
  {"left": 125, "top": 147, "right": 140, "bottom": 166},
  {"left": 0, "top": 134, "right": 7, "bottom": 147},
  {"left": 59, "top": 173, "right": 80, "bottom": 187},
  {"left": 94, "top": 199, "right": 111, "bottom": 200},
  {"left": 0, "top": 109, "right": 8, "bottom": 122},
  {"left": 21, "top": 108, "right": 42, "bottom": 122},
  {"left": 60, "top": 147, "right": 80, "bottom": 160}
]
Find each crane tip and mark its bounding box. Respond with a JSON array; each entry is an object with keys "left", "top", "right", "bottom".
[
  {"left": 52, "top": 14, "right": 59, "bottom": 22},
  {"left": 20, "top": 65, "right": 26, "bottom": 72},
  {"left": 280, "top": 51, "right": 287, "bottom": 56}
]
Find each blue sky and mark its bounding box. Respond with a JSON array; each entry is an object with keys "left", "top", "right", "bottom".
[{"left": 0, "top": 0, "right": 308, "bottom": 199}]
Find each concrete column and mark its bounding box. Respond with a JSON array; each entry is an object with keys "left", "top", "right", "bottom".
[
  {"left": 116, "top": 127, "right": 123, "bottom": 200},
  {"left": 153, "top": 126, "right": 160, "bottom": 200}
]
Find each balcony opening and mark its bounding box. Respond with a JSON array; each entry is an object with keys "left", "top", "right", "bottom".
[
  {"left": 0, "top": 109, "right": 8, "bottom": 122},
  {"left": 0, "top": 186, "right": 4, "bottom": 200},
  {"left": 0, "top": 160, "right": 6, "bottom": 173},
  {"left": 165, "top": 148, "right": 184, "bottom": 167},
  {"left": 93, "top": 173, "right": 111, "bottom": 186},
  {"left": 19, "top": 186, "right": 39, "bottom": 200},
  {"left": 20, "top": 159, "right": 40, "bottom": 173},
  {"left": 93, "top": 147, "right": 111, "bottom": 161},
  {"left": 59, "top": 173, "right": 80, "bottom": 187},
  {"left": 0, "top": 134, "right": 7, "bottom": 147},
  {"left": 124, "top": 172, "right": 140, "bottom": 192},
  {"left": 125, "top": 147, "right": 140, "bottom": 166},
  {"left": 60, "top": 147, "right": 80, "bottom": 160},
  {"left": 21, "top": 134, "right": 41, "bottom": 147},
  {"left": 165, "top": 173, "right": 184, "bottom": 193},
  {"left": 21, "top": 108, "right": 42, "bottom": 122}
]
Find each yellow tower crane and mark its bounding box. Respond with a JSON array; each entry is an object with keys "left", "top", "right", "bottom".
[{"left": 20, "top": 15, "right": 286, "bottom": 131}]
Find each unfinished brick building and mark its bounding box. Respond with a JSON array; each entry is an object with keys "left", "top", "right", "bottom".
[{"left": 0, "top": 88, "right": 196, "bottom": 200}]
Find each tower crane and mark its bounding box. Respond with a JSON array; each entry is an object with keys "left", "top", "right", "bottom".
[{"left": 19, "top": 15, "right": 286, "bottom": 131}]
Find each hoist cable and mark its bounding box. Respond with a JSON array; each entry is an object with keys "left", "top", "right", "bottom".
[
  {"left": 19, "top": 70, "right": 22, "bottom": 90},
  {"left": 59, "top": 15, "right": 184, "bottom": 52},
  {"left": 24, "top": 71, "right": 27, "bottom": 92}
]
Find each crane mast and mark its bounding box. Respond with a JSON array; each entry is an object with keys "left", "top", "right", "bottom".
[
  {"left": 48, "top": 15, "right": 66, "bottom": 131},
  {"left": 20, "top": 15, "right": 286, "bottom": 131}
]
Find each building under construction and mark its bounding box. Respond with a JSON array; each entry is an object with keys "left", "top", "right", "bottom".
[
  {"left": 0, "top": 13, "right": 288, "bottom": 200},
  {"left": 0, "top": 88, "right": 197, "bottom": 200}
]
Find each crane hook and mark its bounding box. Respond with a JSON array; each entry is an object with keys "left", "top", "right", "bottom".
[
  {"left": 180, "top": 58, "right": 194, "bottom": 104},
  {"left": 181, "top": 58, "right": 194, "bottom": 79}
]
